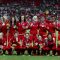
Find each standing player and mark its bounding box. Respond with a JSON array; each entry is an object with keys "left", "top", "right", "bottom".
[
  {"left": 16, "top": 15, "right": 29, "bottom": 41},
  {"left": 10, "top": 17, "right": 17, "bottom": 35},
  {"left": 30, "top": 15, "right": 39, "bottom": 36},
  {"left": 39, "top": 16, "right": 48, "bottom": 39},
  {"left": 1, "top": 19, "right": 7, "bottom": 35}
]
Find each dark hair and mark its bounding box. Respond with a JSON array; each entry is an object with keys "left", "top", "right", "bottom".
[
  {"left": 19, "top": 16, "right": 21, "bottom": 23},
  {"left": 10, "top": 16, "right": 16, "bottom": 26},
  {"left": 19, "top": 16, "right": 26, "bottom": 22},
  {"left": 48, "top": 32, "right": 52, "bottom": 35}
]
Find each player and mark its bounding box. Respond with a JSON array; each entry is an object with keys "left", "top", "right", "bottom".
[
  {"left": 24, "top": 33, "right": 32, "bottom": 55},
  {"left": 0, "top": 32, "right": 3, "bottom": 55},
  {"left": 32, "top": 35, "right": 38, "bottom": 55},
  {"left": 37, "top": 35, "right": 44, "bottom": 55},
  {"left": 10, "top": 17, "right": 17, "bottom": 35},
  {"left": 11, "top": 31, "right": 25, "bottom": 55},
  {"left": 3, "top": 29, "right": 13, "bottom": 55},
  {"left": 30, "top": 15, "right": 39, "bottom": 36}
]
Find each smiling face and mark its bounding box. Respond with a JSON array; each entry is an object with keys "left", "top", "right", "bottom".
[
  {"left": 25, "top": 33, "right": 29, "bottom": 39},
  {"left": 48, "top": 34, "right": 52, "bottom": 40},
  {"left": 51, "top": 17, "right": 55, "bottom": 22},
  {"left": 21, "top": 16, "right": 24, "bottom": 22},
  {"left": 38, "top": 35, "right": 42, "bottom": 41},
  {"left": 40, "top": 16, "right": 45, "bottom": 22},
  {"left": 33, "top": 16, "right": 38, "bottom": 22}
]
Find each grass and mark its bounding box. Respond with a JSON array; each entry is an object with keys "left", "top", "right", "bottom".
[{"left": 0, "top": 55, "right": 60, "bottom": 60}]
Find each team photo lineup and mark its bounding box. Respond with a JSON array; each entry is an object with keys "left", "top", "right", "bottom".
[{"left": 0, "top": 0, "right": 60, "bottom": 56}]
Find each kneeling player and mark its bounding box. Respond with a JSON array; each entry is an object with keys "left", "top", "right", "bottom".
[
  {"left": 31, "top": 35, "right": 38, "bottom": 55},
  {"left": 43, "top": 33, "right": 55, "bottom": 56},
  {"left": 3, "top": 31, "right": 13, "bottom": 55},
  {"left": 37, "top": 35, "right": 44, "bottom": 55},
  {"left": 12, "top": 32, "right": 25, "bottom": 55},
  {"left": 25, "top": 33, "right": 32, "bottom": 55}
]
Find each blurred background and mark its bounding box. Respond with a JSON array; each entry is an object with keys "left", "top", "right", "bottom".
[{"left": 0, "top": 0, "right": 59, "bottom": 19}]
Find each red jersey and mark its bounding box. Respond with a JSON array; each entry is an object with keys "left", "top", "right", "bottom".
[
  {"left": 39, "top": 21, "right": 47, "bottom": 36},
  {"left": 16, "top": 21, "right": 29, "bottom": 34},
  {"left": 3, "top": 33, "right": 13, "bottom": 47},
  {"left": 24, "top": 36, "right": 33, "bottom": 48},
  {"left": 30, "top": 21, "right": 39, "bottom": 35},
  {"left": 46, "top": 22, "right": 55, "bottom": 33},
  {"left": 11, "top": 35, "right": 25, "bottom": 49}
]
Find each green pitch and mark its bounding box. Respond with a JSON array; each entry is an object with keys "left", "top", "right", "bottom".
[{"left": 0, "top": 55, "right": 60, "bottom": 60}]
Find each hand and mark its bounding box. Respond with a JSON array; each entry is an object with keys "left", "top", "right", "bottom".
[
  {"left": 12, "top": 44, "right": 16, "bottom": 47},
  {"left": 4, "top": 42, "right": 6, "bottom": 45},
  {"left": 11, "top": 46, "right": 15, "bottom": 50}
]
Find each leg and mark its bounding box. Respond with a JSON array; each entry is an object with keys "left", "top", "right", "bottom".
[
  {"left": 20, "top": 49, "right": 25, "bottom": 55},
  {"left": 37, "top": 49, "right": 40, "bottom": 55},
  {"left": 41, "top": 49, "right": 46, "bottom": 55},
  {"left": 8, "top": 48, "right": 12, "bottom": 55},
  {"left": 28, "top": 48, "right": 32, "bottom": 55},
  {"left": 3, "top": 50, "right": 6, "bottom": 54},
  {"left": 52, "top": 50, "right": 56, "bottom": 55},
  {"left": 0, "top": 48, "right": 2, "bottom": 55},
  {"left": 15, "top": 49, "right": 20, "bottom": 55},
  {"left": 3, "top": 47, "right": 6, "bottom": 55},
  {"left": 33, "top": 49, "right": 36, "bottom": 55}
]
